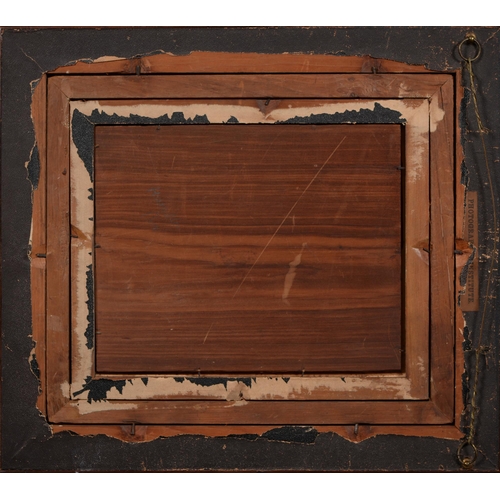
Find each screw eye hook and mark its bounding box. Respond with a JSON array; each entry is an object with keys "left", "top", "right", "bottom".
[
  {"left": 458, "top": 34, "right": 481, "bottom": 62},
  {"left": 457, "top": 439, "right": 478, "bottom": 468}
]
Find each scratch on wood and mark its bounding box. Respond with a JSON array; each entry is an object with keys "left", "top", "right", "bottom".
[
  {"left": 203, "top": 322, "right": 215, "bottom": 344},
  {"left": 232, "top": 136, "right": 347, "bottom": 297},
  {"left": 258, "top": 129, "right": 286, "bottom": 163}
]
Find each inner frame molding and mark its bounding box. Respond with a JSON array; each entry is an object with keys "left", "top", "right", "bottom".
[
  {"left": 70, "top": 98, "right": 426, "bottom": 403},
  {"left": 29, "top": 53, "right": 459, "bottom": 433}
]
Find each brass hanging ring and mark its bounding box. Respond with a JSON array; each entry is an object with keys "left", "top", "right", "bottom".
[
  {"left": 458, "top": 34, "right": 481, "bottom": 62},
  {"left": 457, "top": 439, "right": 478, "bottom": 468}
]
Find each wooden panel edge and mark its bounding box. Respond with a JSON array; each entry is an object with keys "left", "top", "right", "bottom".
[
  {"left": 429, "top": 75, "right": 457, "bottom": 420},
  {"left": 49, "top": 400, "right": 451, "bottom": 425},
  {"left": 403, "top": 100, "right": 430, "bottom": 399},
  {"left": 41, "top": 71, "right": 458, "bottom": 430},
  {"left": 48, "top": 52, "right": 434, "bottom": 75},
  {"left": 30, "top": 74, "right": 48, "bottom": 416},
  {"left": 46, "top": 78, "right": 71, "bottom": 418},
  {"left": 52, "top": 422, "right": 463, "bottom": 444},
  {"left": 454, "top": 70, "right": 467, "bottom": 428},
  {"left": 54, "top": 74, "right": 453, "bottom": 100}
]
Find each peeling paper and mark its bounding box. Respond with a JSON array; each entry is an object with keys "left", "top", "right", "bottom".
[
  {"left": 430, "top": 97, "right": 446, "bottom": 132},
  {"left": 239, "top": 375, "right": 413, "bottom": 400},
  {"left": 29, "top": 347, "right": 41, "bottom": 388},
  {"left": 74, "top": 98, "right": 434, "bottom": 187},
  {"left": 69, "top": 97, "right": 430, "bottom": 405},
  {"left": 70, "top": 113, "right": 95, "bottom": 389},
  {"left": 25, "top": 144, "right": 41, "bottom": 259},
  {"left": 71, "top": 374, "right": 416, "bottom": 402},
  {"left": 76, "top": 401, "right": 138, "bottom": 415},
  {"left": 60, "top": 381, "right": 70, "bottom": 399},
  {"left": 25, "top": 144, "right": 40, "bottom": 190},
  {"left": 92, "top": 55, "right": 127, "bottom": 63},
  {"left": 74, "top": 99, "right": 407, "bottom": 126}
]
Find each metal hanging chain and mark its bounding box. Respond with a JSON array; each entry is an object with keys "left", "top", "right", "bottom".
[{"left": 457, "top": 33, "right": 498, "bottom": 469}]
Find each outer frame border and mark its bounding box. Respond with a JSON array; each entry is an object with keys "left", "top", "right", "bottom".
[
  {"left": 44, "top": 65, "right": 453, "bottom": 425},
  {"left": 70, "top": 99, "right": 423, "bottom": 404},
  {"left": 2, "top": 27, "right": 499, "bottom": 471}
]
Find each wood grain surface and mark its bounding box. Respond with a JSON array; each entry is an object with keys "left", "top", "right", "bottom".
[
  {"left": 49, "top": 52, "right": 431, "bottom": 75},
  {"left": 29, "top": 75, "right": 47, "bottom": 415},
  {"left": 52, "top": 423, "right": 463, "bottom": 443},
  {"left": 56, "top": 74, "right": 450, "bottom": 100},
  {"left": 46, "top": 80, "right": 71, "bottom": 415},
  {"left": 429, "top": 76, "right": 455, "bottom": 419},
  {"left": 50, "top": 399, "right": 451, "bottom": 426},
  {"left": 94, "top": 124, "right": 402, "bottom": 374}
]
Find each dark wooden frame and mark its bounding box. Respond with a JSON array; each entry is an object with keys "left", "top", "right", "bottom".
[{"left": 3, "top": 27, "right": 498, "bottom": 471}]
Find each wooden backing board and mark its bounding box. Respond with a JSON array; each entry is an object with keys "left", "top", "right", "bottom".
[{"left": 94, "top": 124, "right": 403, "bottom": 374}]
